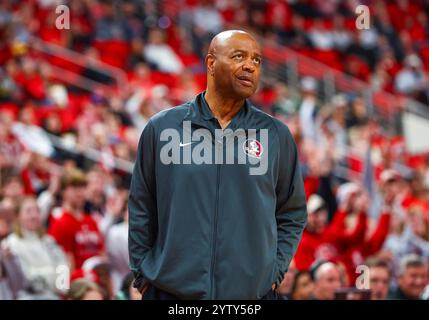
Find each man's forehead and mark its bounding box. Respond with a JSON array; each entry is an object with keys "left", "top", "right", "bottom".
[{"left": 210, "top": 31, "right": 261, "bottom": 54}]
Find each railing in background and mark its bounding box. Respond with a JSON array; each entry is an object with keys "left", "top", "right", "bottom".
[
  {"left": 262, "top": 46, "right": 429, "bottom": 135},
  {"left": 29, "top": 36, "right": 128, "bottom": 96}
]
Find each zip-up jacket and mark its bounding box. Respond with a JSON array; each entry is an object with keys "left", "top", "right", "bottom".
[{"left": 128, "top": 92, "right": 307, "bottom": 299}]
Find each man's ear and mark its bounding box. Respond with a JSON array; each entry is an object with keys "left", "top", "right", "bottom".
[{"left": 206, "top": 54, "right": 215, "bottom": 76}]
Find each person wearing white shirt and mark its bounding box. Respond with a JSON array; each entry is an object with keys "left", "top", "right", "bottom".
[{"left": 3, "top": 196, "right": 68, "bottom": 298}]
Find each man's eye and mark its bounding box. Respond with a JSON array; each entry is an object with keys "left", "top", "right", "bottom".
[
  {"left": 234, "top": 54, "right": 243, "bottom": 59},
  {"left": 253, "top": 57, "right": 261, "bottom": 64}
]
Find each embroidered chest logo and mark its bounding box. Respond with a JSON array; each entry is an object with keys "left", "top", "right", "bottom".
[{"left": 243, "top": 139, "right": 263, "bottom": 159}]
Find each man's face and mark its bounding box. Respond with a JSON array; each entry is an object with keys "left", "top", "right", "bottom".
[
  {"left": 208, "top": 34, "right": 262, "bottom": 99},
  {"left": 2, "top": 178, "right": 24, "bottom": 199},
  {"left": 369, "top": 267, "right": 390, "bottom": 300},
  {"left": 382, "top": 179, "right": 403, "bottom": 203},
  {"left": 87, "top": 171, "right": 105, "bottom": 196},
  {"left": 315, "top": 267, "right": 342, "bottom": 300},
  {"left": 398, "top": 266, "right": 427, "bottom": 299},
  {"left": 294, "top": 273, "right": 314, "bottom": 300},
  {"left": 63, "top": 185, "right": 87, "bottom": 210},
  {"left": 307, "top": 209, "right": 327, "bottom": 233}
]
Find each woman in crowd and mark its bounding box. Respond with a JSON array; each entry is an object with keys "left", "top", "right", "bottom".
[
  {"left": 290, "top": 271, "right": 314, "bottom": 300},
  {"left": 2, "top": 196, "right": 68, "bottom": 298}
]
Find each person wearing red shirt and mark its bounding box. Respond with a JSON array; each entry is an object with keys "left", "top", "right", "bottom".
[
  {"left": 297, "top": 178, "right": 393, "bottom": 284},
  {"left": 49, "top": 169, "right": 104, "bottom": 270},
  {"left": 295, "top": 184, "right": 368, "bottom": 271}
]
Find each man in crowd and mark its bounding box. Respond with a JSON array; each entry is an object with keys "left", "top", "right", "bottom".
[
  {"left": 366, "top": 257, "right": 391, "bottom": 300},
  {"left": 389, "top": 254, "right": 428, "bottom": 300},
  {"left": 310, "top": 262, "right": 342, "bottom": 300},
  {"left": 49, "top": 169, "right": 104, "bottom": 270}
]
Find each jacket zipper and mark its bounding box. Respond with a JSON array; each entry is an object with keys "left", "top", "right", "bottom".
[
  {"left": 209, "top": 123, "right": 223, "bottom": 299},
  {"left": 210, "top": 160, "right": 221, "bottom": 299}
]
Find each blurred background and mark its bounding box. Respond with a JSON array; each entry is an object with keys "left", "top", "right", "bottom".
[{"left": 1, "top": 0, "right": 429, "bottom": 300}]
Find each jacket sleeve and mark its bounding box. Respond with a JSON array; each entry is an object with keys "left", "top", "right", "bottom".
[
  {"left": 128, "top": 120, "right": 158, "bottom": 290},
  {"left": 274, "top": 124, "right": 308, "bottom": 285}
]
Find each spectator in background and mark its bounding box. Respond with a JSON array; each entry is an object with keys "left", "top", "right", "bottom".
[
  {"left": 36, "top": 164, "right": 62, "bottom": 224},
  {"left": 83, "top": 166, "right": 124, "bottom": 235},
  {"left": 84, "top": 167, "right": 106, "bottom": 218},
  {"left": 95, "top": 0, "right": 128, "bottom": 41},
  {"left": 294, "top": 194, "right": 332, "bottom": 270},
  {"left": 366, "top": 257, "right": 391, "bottom": 300},
  {"left": 106, "top": 200, "right": 129, "bottom": 293},
  {"left": 125, "top": 90, "right": 155, "bottom": 133},
  {"left": 284, "top": 14, "right": 312, "bottom": 48},
  {"left": 143, "top": 28, "right": 184, "bottom": 74},
  {"left": 389, "top": 254, "right": 428, "bottom": 300},
  {"left": 332, "top": 14, "right": 352, "bottom": 51},
  {"left": 0, "top": 170, "right": 25, "bottom": 211},
  {"left": 81, "top": 256, "right": 113, "bottom": 300},
  {"left": 48, "top": 168, "right": 104, "bottom": 271},
  {"left": 395, "top": 54, "right": 427, "bottom": 100},
  {"left": 383, "top": 205, "right": 429, "bottom": 273},
  {"left": 0, "top": 206, "right": 13, "bottom": 241},
  {"left": 2, "top": 196, "right": 68, "bottom": 298},
  {"left": 298, "top": 77, "right": 320, "bottom": 142},
  {"left": 310, "top": 262, "right": 342, "bottom": 300},
  {"left": 314, "top": 0, "right": 338, "bottom": 18},
  {"left": 270, "top": 82, "right": 299, "bottom": 118},
  {"left": 289, "top": 271, "right": 314, "bottom": 300},
  {"left": 66, "top": 278, "right": 105, "bottom": 300},
  {"left": 325, "top": 94, "right": 349, "bottom": 156},
  {"left": 346, "top": 96, "right": 369, "bottom": 129},
  {"left": 192, "top": 0, "right": 223, "bottom": 35},
  {"left": 308, "top": 19, "right": 334, "bottom": 50},
  {"left": 127, "top": 38, "right": 149, "bottom": 70},
  {"left": 0, "top": 243, "right": 26, "bottom": 300},
  {"left": 294, "top": 189, "right": 367, "bottom": 272}
]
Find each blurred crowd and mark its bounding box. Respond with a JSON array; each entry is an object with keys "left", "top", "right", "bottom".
[{"left": 1, "top": 0, "right": 429, "bottom": 300}]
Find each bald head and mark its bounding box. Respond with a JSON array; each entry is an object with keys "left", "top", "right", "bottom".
[
  {"left": 313, "top": 262, "right": 342, "bottom": 300},
  {"left": 206, "top": 30, "right": 262, "bottom": 99},
  {"left": 208, "top": 30, "right": 259, "bottom": 56}
]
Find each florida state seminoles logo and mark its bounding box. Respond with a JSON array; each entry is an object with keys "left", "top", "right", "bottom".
[{"left": 243, "top": 139, "right": 263, "bottom": 159}]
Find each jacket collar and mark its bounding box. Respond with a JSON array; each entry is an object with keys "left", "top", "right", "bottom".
[{"left": 183, "top": 91, "right": 250, "bottom": 130}]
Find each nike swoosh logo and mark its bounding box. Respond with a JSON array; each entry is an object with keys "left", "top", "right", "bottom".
[{"left": 179, "top": 141, "right": 194, "bottom": 147}]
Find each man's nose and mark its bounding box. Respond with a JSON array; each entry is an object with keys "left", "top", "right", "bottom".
[{"left": 242, "top": 59, "right": 255, "bottom": 72}]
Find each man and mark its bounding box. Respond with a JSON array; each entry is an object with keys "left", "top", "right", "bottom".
[
  {"left": 389, "top": 254, "right": 428, "bottom": 300},
  {"left": 49, "top": 168, "right": 104, "bottom": 270},
  {"left": 128, "top": 30, "right": 307, "bottom": 299},
  {"left": 310, "top": 262, "right": 342, "bottom": 300},
  {"left": 366, "top": 257, "right": 391, "bottom": 300},
  {"left": 298, "top": 76, "right": 319, "bottom": 142},
  {"left": 294, "top": 194, "right": 333, "bottom": 270}
]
